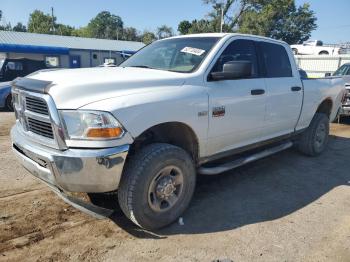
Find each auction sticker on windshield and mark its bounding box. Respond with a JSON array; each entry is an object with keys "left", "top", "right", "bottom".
[{"left": 181, "top": 47, "right": 206, "bottom": 56}]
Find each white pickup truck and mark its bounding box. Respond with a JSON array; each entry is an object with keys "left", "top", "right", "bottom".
[
  {"left": 291, "top": 40, "right": 340, "bottom": 56},
  {"left": 11, "top": 33, "right": 345, "bottom": 230}
]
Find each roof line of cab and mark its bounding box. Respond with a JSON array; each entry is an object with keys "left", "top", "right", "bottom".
[{"left": 165, "top": 33, "right": 287, "bottom": 45}]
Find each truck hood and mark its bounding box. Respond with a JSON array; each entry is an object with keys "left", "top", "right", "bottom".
[{"left": 27, "top": 67, "right": 187, "bottom": 109}]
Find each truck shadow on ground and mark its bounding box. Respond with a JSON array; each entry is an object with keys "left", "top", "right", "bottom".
[{"left": 105, "top": 134, "right": 350, "bottom": 239}]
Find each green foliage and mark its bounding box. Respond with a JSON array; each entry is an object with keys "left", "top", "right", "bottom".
[
  {"left": 28, "top": 10, "right": 55, "bottom": 34},
  {"left": 141, "top": 31, "right": 157, "bottom": 45},
  {"left": 122, "top": 27, "right": 140, "bottom": 41},
  {"left": 179, "top": 0, "right": 317, "bottom": 44},
  {"left": 156, "top": 25, "right": 174, "bottom": 39},
  {"left": 238, "top": 0, "right": 317, "bottom": 44},
  {"left": 0, "top": 23, "right": 12, "bottom": 31},
  {"left": 87, "top": 11, "right": 123, "bottom": 39},
  {"left": 56, "top": 24, "right": 74, "bottom": 36},
  {"left": 71, "top": 27, "right": 91, "bottom": 38},
  {"left": 12, "top": 22, "right": 27, "bottom": 32},
  {"left": 178, "top": 20, "right": 192, "bottom": 35}
]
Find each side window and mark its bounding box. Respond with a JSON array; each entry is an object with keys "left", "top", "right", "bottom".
[
  {"left": 45, "top": 56, "right": 60, "bottom": 67},
  {"left": 6, "top": 62, "right": 23, "bottom": 71},
  {"left": 260, "top": 42, "right": 292, "bottom": 78},
  {"left": 212, "top": 39, "right": 259, "bottom": 78}
]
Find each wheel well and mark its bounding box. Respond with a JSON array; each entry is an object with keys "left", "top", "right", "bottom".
[
  {"left": 128, "top": 122, "right": 199, "bottom": 165},
  {"left": 319, "top": 50, "right": 329, "bottom": 55},
  {"left": 316, "top": 99, "right": 332, "bottom": 118}
]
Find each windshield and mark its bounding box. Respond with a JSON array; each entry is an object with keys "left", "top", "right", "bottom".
[
  {"left": 120, "top": 37, "right": 220, "bottom": 73},
  {"left": 333, "top": 64, "right": 350, "bottom": 76}
]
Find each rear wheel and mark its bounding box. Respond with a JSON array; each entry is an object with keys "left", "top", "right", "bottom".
[
  {"left": 5, "top": 94, "right": 13, "bottom": 111},
  {"left": 118, "top": 143, "right": 196, "bottom": 230},
  {"left": 297, "top": 113, "right": 329, "bottom": 156}
]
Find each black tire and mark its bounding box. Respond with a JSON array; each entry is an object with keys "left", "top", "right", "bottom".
[
  {"left": 297, "top": 113, "right": 329, "bottom": 156},
  {"left": 5, "top": 94, "right": 13, "bottom": 111},
  {"left": 118, "top": 143, "right": 196, "bottom": 230}
]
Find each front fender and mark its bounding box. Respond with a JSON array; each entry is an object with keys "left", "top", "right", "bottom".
[{"left": 80, "top": 85, "right": 209, "bottom": 157}]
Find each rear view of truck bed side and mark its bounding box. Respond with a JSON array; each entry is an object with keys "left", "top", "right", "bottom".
[{"left": 297, "top": 77, "right": 345, "bottom": 131}]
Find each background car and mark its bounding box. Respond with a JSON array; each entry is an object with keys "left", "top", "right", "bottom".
[
  {"left": 291, "top": 40, "right": 340, "bottom": 55},
  {"left": 0, "top": 81, "right": 13, "bottom": 111},
  {"left": 0, "top": 58, "right": 49, "bottom": 83},
  {"left": 331, "top": 63, "right": 350, "bottom": 118}
]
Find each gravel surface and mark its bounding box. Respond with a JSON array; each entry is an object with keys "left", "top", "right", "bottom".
[{"left": 0, "top": 111, "right": 349, "bottom": 262}]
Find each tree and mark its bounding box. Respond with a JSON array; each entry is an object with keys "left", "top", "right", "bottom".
[
  {"left": 0, "top": 10, "right": 12, "bottom": 31},
  {"left": 56, "top": 24, "right": 74, "bottom": 36},
  {"left": 199, "top": 0, "right": 317, "bottom": 43},
  {"left": 141, "top": 31, "right": 157, "bottom": 45},
  {"left": 28, "top": 10, "right": 55, "bottom": 34},
  {"left": 178, "top": 20, "right": 192, "bottom": 35},
  {"left": 12, "top": 22, "right": 27, "bottom": 32},
  {"left": 238, "top": 0, "right": 317, "bottom": 44},
  {"left": 72, "top": 27, "right": 91, "bottom": 38},
  {"left": 122, "top": 27, "right": 140, "bottom": 41},
  {"left": 156, "top": 25, "right": 173, "bottom": 39},
  {"left": 203, "top": 0, "right": 249, "bottom": 31},
  {"left": 87, "top": 11, "right": 123, "bottom": 39}
]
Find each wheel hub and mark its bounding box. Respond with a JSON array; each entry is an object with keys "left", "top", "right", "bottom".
[
  {"left": 156, "top": 177, "right": 176, "bottom": 199},
  {"left": 148, "top": 165, "right": 184, "bottom": 212}
]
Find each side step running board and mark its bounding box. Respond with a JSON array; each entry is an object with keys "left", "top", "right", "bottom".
[{"left": 198, "top": 142, "right": 293, "bottom": 175}]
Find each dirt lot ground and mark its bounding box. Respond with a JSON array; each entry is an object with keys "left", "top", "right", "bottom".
[{"left": 0, "top": 111, "right": 349, "bottom": 262}]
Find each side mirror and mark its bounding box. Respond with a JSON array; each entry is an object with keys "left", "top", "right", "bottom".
[
  {"left": 325, "top": 72, "right": 331, "bottom": 77},
  {"left": 210, "top": 61, "right": 252, "bottom": 81}
]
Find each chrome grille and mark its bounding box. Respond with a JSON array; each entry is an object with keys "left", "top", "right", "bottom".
[
  {"left": 12, "top": 78, "right": 67, "bottom": 150},
  {"left": 27, "top": 117, "right": 54, "bottom": 139},
  {"left": 25, "top": 96, "right": 49, "bottom": 115}
]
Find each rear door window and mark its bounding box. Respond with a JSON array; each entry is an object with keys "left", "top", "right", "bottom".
[{"left": 259, "top": 42, "right": 293, "bottom": 78}]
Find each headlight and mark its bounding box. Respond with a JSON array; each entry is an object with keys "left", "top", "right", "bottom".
[{"left": 60, "top": 110, "right": 124, "bottom": 140}]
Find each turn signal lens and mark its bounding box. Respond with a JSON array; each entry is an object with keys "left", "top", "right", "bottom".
[{"left": 87, "top": 127, "right": 123, "bottom": 138}]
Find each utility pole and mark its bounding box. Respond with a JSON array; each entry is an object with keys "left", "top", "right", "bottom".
[
  {"left": 216, "top": 2, "right": 224, "bottom": 33},
  {"left": 51, "top": 7, "right": 55, "bottom": 34},
  {"left": 220, "top": 5, "right": 224, "bottom": 33}
]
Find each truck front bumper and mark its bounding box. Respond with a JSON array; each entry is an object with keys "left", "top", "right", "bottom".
[{"left": 11, "top": 126, "right": 129, "bottom": 193}]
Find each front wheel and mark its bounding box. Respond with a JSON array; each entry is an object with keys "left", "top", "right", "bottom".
[
  {"left": 297, "top": 113, "right": 329, "bottom": 156},
  {"left": 118, "top": 143, "right": 196, "bottom": 230}
]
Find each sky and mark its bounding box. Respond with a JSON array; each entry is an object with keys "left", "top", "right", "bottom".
[{"left": 1, "top": 0, "right": 350, "bottom": 43}]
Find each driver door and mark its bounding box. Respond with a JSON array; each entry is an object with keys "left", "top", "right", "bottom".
[{"left": 205, "top": 39, "right": 267, "bottom": 156}]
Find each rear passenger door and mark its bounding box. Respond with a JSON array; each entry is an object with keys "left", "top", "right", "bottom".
[{"left": 258, "top": 41, "right": 303, "bottom": 139}]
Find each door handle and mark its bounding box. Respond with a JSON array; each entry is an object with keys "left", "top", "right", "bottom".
[
  {"left": 251, "top": 89, "right": 265, "bottom": 95},
  {"left": 291, "top": 86, "right": 302, "bottom": 92}
]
